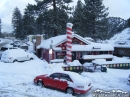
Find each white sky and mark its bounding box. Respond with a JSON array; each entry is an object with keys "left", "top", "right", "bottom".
[{"left": 0, "top": 0, "right": 130, "bottom": 33}]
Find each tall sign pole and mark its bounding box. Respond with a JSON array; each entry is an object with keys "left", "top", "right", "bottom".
[{"left": 66, "top": 23, "right": 73, "bottom": 63}]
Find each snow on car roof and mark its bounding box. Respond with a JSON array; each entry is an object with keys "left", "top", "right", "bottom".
[
  {"left": 3, "top": 49, "right": 26, "bottom": 55},
  {"left": 54, "top": 71, "right": 83, "bottom": 80},
  {"left": 56, "top": 71, "right": 91, "bottom": 85}
]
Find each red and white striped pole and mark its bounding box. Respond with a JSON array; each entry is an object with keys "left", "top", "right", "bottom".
[{"left": 66, "top": 23, "right": 73, "bottom": 63}]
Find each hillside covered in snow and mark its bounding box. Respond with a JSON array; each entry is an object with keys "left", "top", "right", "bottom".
[{"left": 108, "top": 28, "right": 130, "bottom": 45}]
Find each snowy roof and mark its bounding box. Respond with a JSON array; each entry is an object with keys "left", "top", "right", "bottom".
[
  {"left": 83, "top": 54, "right": 113, "bottom": 59},
  {"left": 71, "top": 44, "right": 114, "bottom": 51},
  {"left": 37, "top": 34, "right": 92, "bottom": 49},
  {"left": 37, "top": 35, "right": 66, "bottom": 49},
  {"left": 37, "top": 34, "right": 114, "bottom": 51}
]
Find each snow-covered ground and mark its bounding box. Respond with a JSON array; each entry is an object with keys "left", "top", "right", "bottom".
[
  {"left": 0, "top": 28, "right": 130, "bottom": 97},
  {"left": 0, "top": 54, "right": 130, "bottom": 97}
]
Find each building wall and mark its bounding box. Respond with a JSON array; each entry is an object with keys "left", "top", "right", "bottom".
[
  {"left": 42, "top": 49, "right": 55, "bottom": 63},
  {"left": 114, "top": 47, "right": 130, "bottom": 57},
  {"left": 43, "top": 49, "right": 49, "bottom": 62},
  {"left": 36, "top": 36, "right": 41, "bottom": 47}
]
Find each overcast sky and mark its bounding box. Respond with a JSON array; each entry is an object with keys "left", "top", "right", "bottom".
[{"left": 0, "top": 0, "right": 130, "bottom": 33}]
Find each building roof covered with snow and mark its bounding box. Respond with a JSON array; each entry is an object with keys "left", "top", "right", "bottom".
[{"left": 37, "top": 33, "right": 114, "bottom": 51}]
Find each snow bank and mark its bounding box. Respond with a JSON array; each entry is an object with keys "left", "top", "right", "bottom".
[{"left": 67, "top": 60, "right": 82, "bottom": 66}]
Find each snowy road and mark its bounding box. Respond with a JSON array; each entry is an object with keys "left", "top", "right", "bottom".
[{"left": 0, "top": 89, "right": 36, "bottom": 97}]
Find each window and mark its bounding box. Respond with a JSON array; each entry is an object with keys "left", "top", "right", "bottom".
[
  {"left": 99, "top": 51, "right": 103, "bottom": 54},
  {"left": 49, "top": 73, "right": 61, "bottom": 79},
  {"left": 60, "top": 74, "right": 72, "bottom": 81},
  {"left": 82, "top": 52, "right": 86, "bottom": 55},
  {"left": 108, "top": 51, "right": 112, "bottom": 54},
  {"left": 86, "top": 51, "right": 91, "bottom": 55},
  {"left": 1, "top": 47, "right": 8, "bottom": 51},
  {"left": 104, "top": 51, "right": 108, "bottom": 54},
  {"left": 56, "top": 52, "right": 66, "bottom": 59}
]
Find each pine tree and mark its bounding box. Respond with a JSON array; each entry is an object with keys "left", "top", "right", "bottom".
[
  {"left": 72, "top": 0, "right": 85, "bottom": 36},
  {"left": 22, "top": 4, "right": 36, "bottom": 36},
  {"left": 35, "top": 0, "right": 73, "bottom": 36},
  {"left": 83, "top": 0, "right": 109, "bottom": 41},
  {"left": 127, "top": 18, "right": 130, "bottom": 27},
  {"left": 37, "top": 8, "right": 68, "bottom": 38},
  {"left": 0, "top": 19, "right": 2, "bottom": 38},
  {"left": 12, "top": 7, "right": 23, "bottom": 38}
]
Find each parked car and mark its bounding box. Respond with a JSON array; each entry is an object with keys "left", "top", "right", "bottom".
[
  {"left": 0, "top": 46, "right": 18, "bottom": 59},
  {"left": 13, "top": 41, "right": 21, "bottom": 47},
  {"left": 34, "top": 71, "right": 92, "bottom": 95},
  {"left": 128, "top": 74, "right": 130, "bottom": 82},
  {"left": 1, "top": 49, "right": 34, "bottom": 63},
  {"left": 83, "top": 63, "right": 95, "bottom": 72}
]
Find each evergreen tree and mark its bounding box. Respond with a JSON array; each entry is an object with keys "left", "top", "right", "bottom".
[
  {"left": 36, "top": 8, "right": 68, "bottom": 38},
  {"left": 35, "top": 0, "right": 73, "bottom": 36},
  {"left": 83, "top": 0, "right": 109, "bottom": 41},
  {"left": 12, "top": 7, "right": 22, "bottom": 38},
  {"left": 72, "top": 0, "right": 85, "bottom": 36},
  {"left": 22, "top": 4, "right": 36, "bottom": 36},
  {"left": 127, "top": 18, "right": 130, "bottom": 27},
  {"left": 0, "top": 19, "right": 2, "bottom": 38}
]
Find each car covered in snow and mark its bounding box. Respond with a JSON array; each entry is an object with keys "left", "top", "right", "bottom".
[
  {"left": 1, "top": 49, "right": 34, "bottom": 63},
  {"left": 128, "top": 74, "right": 130, "bottom": 82},
  {"left": 34, "top": 71, "right": 92, "bottom": 95},
  {"left": 0, "top": 46, "right": 18, "bottom": 58}
]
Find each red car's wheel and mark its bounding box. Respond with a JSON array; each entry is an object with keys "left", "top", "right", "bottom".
[
  {"left": 13, "top": 60, "right": 18, "bottom": 63},
  {"left": 66, "top": 87, "right": 74, "bottom": 95},
  {"left": 37, "top": 80, "right": 44, "bottom": 87},
  {"left": 30, "top": 58, "right": 33, "bottom": 60}
]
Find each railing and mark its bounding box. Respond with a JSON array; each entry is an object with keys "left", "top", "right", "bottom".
[
  {"left": 106, "top": 63, "right": 130, "bottom": 69},
  {"left": 62, "top": 66, "right": 84, "bottom": 73}
]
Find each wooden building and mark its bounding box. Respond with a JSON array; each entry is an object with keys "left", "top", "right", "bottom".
[
  {"left": 114, "top": 45, "right": 130, "bottom": 57},
  {"left": 37, "top": 34, "right": 114, "bottom": 63}
]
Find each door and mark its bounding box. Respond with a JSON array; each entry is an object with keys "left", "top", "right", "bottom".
[
  {"left": 16, "top": 51, "right": 27, "bottom": 61},
  {"left": 45, "top": 73, "right": 61, "bottom": 88},
  {"left": 72, "top": 52, "right": 76, "bottom": 61},
  {"left": 57, "top": 73, "right": 71, "bottom": 90}
]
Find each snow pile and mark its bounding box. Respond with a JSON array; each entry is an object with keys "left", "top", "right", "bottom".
[
  {"left": 92, "top": 59, "right": 106, "bottom": 64},
  {"left": 81, "top": 69, "right": 130, "bottom": 93},
  {"left": 83, "top": 62, "right": 93, "bottom": 67},
  {"left": 67, "top": 60, "right": 82, "bottom": 66}
]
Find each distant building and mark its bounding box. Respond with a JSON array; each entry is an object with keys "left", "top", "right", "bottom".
[{"left": 114, "top": 42, "right": 130, "bottom": 57}]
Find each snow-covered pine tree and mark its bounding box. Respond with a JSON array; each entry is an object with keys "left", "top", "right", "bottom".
[
  {"left": 12, "top": 7, "right": 23, "bottom": 38},
  {"left": 83, "top": 0, "right": 109, "bottom": 41},
  {"left": 35, "top": 0, "right": 73, "bottom": 37},
  {"left": 22, "top": 4, "right": 36, "bottom": 36},
  {"left": 72, "top": 0, "right": 85, "bottom": 36},
  {"left": 0, "top": 19, "right": 2, "bottom": 38},
  {"left": 127, "top": 18, "right": 130, "bottom": 27}
]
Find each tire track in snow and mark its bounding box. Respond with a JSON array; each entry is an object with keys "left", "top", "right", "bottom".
[{"left": 0, "top": 89, "right": 37, "bottom": 97}]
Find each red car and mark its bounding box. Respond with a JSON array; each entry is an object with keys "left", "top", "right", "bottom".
[{"left": 34, "top": 71, "right": 92, "bottom": 95}]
